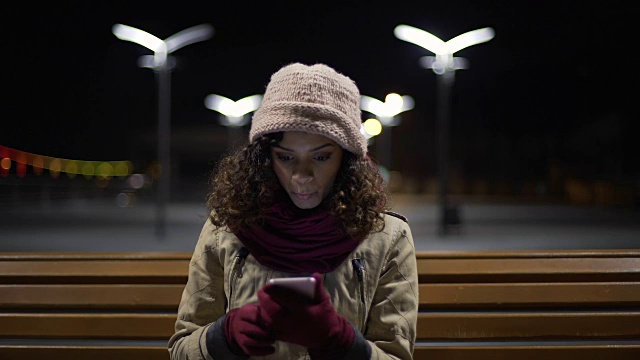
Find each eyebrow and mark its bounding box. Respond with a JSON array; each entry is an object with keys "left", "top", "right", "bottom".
[{"left": 273, "top": 143, "right": 335, "bottom": 152}]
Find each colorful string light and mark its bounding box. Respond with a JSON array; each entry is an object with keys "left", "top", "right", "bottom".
[{"left": 0, "top": 145, "right": 133, "bottom": 179}]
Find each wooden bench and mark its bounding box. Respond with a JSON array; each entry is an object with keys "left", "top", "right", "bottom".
[
  {"left": 414, "top": 250, "right": 640, "bottom": 359},
  {"left": 1, "top": 250, "right": 639, "bottom": 359},
  {"left": 0, "top": 252, "right": 187, "bottom": 360}
]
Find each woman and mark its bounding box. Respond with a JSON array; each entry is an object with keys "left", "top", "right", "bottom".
[{"left": 168, "top": 63, "right": 418, "bottom": 359}]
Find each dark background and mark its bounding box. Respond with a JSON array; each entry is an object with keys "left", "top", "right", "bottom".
[{"left": 2, "top": 0, "right": 637, "bottom": 205}]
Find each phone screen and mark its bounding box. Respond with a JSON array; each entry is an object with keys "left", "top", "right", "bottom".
[{"left": 268, "top": 277, "right": 316, "bottom": 299}]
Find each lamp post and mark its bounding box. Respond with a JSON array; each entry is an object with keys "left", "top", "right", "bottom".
[
  {"left": 113, "top": 23, "right": 214, "bottom": 238},
  {"left": 360, "top": 93, "right": 414, "bottom": 171},
  {"left": 204, "top": 94, "right": 263, "bottom": 148},
  {"left": 394, "top": 24, "right": 494, "bottom": 236}
]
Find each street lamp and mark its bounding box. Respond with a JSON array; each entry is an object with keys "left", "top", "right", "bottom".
[
  {"left": 360, "top": 93, "right": 414, "bottom": 171},
  {"left": 113, "top": 23, "right": 214, "bottom": 238},
  {"left": 204, "top": 94, "right": 263, "bottom": 147},
  {"left": 394, "top": 24, "right": 494, "bottom": 236}
]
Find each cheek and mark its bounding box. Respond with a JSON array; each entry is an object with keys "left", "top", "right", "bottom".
[
  {"left": 323, "top": 163, "right": 342, "bottom": 188},
  {"left": 272, "top": 162, "right": 290, "bottom": 186}
]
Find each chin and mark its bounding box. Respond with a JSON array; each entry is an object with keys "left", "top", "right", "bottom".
[{"left": 289, "top": 195, "right": 322, "bottom": 210}]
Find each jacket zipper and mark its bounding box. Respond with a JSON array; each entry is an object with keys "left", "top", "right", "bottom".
[
  {"left": 229, "top": 247, "right": 249, "bottom": 307},
  {"left": 352, "top": 258, "right": 366, "bottom": 330}
]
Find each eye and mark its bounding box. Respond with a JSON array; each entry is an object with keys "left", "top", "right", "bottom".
[
  {"left": 275, "top": 153, "right": 293, "bottom": 161},
  {"left": 314, "top": 153, "right": 332, "bottom": 162}
]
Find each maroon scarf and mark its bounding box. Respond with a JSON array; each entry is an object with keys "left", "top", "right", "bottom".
[{"left": 233, "top": 196, "right": 361, "bottom": 273}]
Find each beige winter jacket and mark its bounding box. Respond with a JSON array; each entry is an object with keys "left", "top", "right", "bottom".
[{"left": 168, "top": 212, "right": 418, "bottom": 359}]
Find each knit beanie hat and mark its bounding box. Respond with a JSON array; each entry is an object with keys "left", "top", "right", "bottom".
[{"left": 249, "top": 63, "right": 367, "bottom": 157}]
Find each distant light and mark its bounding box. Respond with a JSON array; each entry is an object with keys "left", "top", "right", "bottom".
[
  {"left": 65, "top": 160, "right": 79, "bottom": 179},
  {"left": 66, "top": 160, "right": 79, "bottom": 174},
  {"left": 394, "top": 25, "right": 447, "bottom": 55},
  {"left": 127, "top": 173, "right": 145, "bottom": 189},
  {"left": 112, "top": 24, "right": 167, "bottom": 68},
  {"left": 361, "top": 93, "right": 414, "bottom": 120},
  {"left": 0, "top": 145, "right": 134, "bottom": 179},
  {"left": 149, "top": 162, "right": 162, "bottom": 180},
  {"left": 394, "top": 24, "right": 495, "bottom": 55},
  {"left": 112, "top": 24, "right": 166, "bottom": 53},
  {"left": 205, "top": 94, "right": 263, "bottom": 126},
  {"left": 385, "top": 93, "right": 403, "bottom": 111},
  {"left": 16, "top": 151, "right": 27, "bottom": 165},
  {"left": 16, "top": 152, "right": 27, "bottom": 177},
  {"left": 363, "top": 118, "right": 383, "bottom": 137},
  {"left": 116, "top": 192, "right": 129, "bottom": 207},
  {"left": 17, "top": 162, "right": 26, "bottom": 178},
  {"left": 114, "top": 161, "right": 131, "bottom": 177},
  {"left": 0, "top": 158, "right": 10, "bottom": 170},
  {"left": 419, "top": 56, "right": 470, "bottom": 72},
  {"left": 96, "top": 162, "right": 115, "bottom": 179},
  {"left": 113, "top": 23, "right": 213, "bottom": 70},
  {"left": 82, "top": 162, "right": 94, "bottom": 179},
  {"left": 116, "top": 192, "right": 137, "bottom": 208},
  {"left": 137, "top": 55, "right": 157, "bottom": 69},
  {"left": 446, "top": 28, "right": 495, "bottom": 54},
  {"left": 33, "top": 156, "right": 44, "bottom": 176},
  {"left": 164, "top": 24, "right": 214, "bottom": 53},
  {"left": 50, "top": 158, "right": 62, "bottom": 178}
]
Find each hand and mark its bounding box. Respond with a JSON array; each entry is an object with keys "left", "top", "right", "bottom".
[
  {"left": 224, "top": 303, "right": 276, "bottom": 356},
  {"left": 257, "top": 273, "right": 354, "bottom": 356}
]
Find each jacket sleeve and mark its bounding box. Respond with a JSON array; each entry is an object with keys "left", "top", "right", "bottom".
[
  {"left": 366, "top": 218, "right": 419, "bottom": 360},
  {"left": 168, "top": 219, "right": 233, "bottom": 360}
]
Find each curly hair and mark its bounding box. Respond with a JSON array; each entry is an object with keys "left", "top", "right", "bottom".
[{"left": 206, "top": 132, "right": 388, "bottom": 240}]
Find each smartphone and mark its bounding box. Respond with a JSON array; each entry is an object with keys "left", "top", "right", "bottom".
[{"left": 268, "top": 276, "right": 316, "bottom": 299}]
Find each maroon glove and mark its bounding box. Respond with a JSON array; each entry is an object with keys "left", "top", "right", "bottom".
[
  {"left": 224, "top": 303, "right": 276, "bottom": 356},
  {"left": 257, "top": 273, "right": 355, "bottom": 358}
]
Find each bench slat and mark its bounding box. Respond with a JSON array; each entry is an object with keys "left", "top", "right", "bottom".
[
  {"left": 4, "top": 312, "right": 637, "bottom": 341},
  {"left": 0, "top": 252, "right": 192, "bottom": 261},
  {"left": 416, "top": 249, "right": 640, "bottom": 259},
  {"left": 417, "top": 257, "right": 640, "bottom": 282},
  {"left": 413, "top": 345, "right": 640, "bottom": 360},
  {"left": 2, "top": 345, "right": 639, "bottom": 360},
  {"left": 0, "top": 346, "right": 169, "bottom": 360},
  {"left": 419, "top": 282, "right": 640, "bottom": 309},
  {"left": 11, "top": 282, "right": 635, "bottom": 311},
  {"left": 0, "top": 314, "right": 176, "bottom": 339},
  {"left": 0, "top": 285, "right": 184, "bottom": 310},
  {"left": 0, "top": 260, "right": 188, "bottom": 284},
  {"left": 417, "top": 312, "right": 640, "bottom": 340}
]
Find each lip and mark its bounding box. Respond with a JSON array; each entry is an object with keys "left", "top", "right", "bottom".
[{"left": 293, "top": 192, "right": 317, "bottom": 200}]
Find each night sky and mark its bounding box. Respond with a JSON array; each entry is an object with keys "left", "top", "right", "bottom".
[{"left": 2, "top": 1, "right": 636, "bottom": 189}]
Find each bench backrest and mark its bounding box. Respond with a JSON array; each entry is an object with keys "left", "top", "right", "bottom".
[
  {"left": 1, "top": 250, "right": 639, "bottom": 360},
  {"left": 0, "top": 252, "right": 189, "bottom": 360},
  {"left": 415, "top": 249, "right": 640, "bottom": 359}
]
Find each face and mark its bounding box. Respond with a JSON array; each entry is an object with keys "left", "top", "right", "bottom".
[{"left": 271, "top": 131, "right": 344, "bottom": 209}]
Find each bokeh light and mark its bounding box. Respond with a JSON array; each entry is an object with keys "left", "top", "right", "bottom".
[
  {"left": 17, "top": 163, "right": 26, "bottom": 178},
  {"left": 32, "top": 156, "right": 44, "bottom": 175},
  {"left": 149, "top": 162, "right": 162, "bottom": 180},
  {"left": 1, "top": 158, "right": 11, "bottom": 171},
  {"left": 127, "top": 174, "right": 145, "bottom": 189},
  {"left": 116, "top": 192, "right": 137, "bottom": 208},
  {"left": 66, "top": 160, "right": 79, "bottom": 179},
  {"left": 0, "top": 145, "right": 134, "bottom": 181},
  {"left": 115, "top": 161, "right": 132, "bottom": 177},
  {"left": 82, "top": 162, "right": 95, "bottom": 179},
  {"left": 363, "top": 118, "right": 383, "bottom": 137},
  {"left": 96, "top": 162, "right": 115, "bottom": 180},
  {"left": 49, "top": 158, "right": 62, "bottom": 179}
]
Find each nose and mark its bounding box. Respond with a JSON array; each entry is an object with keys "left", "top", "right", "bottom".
[{"left": 292, "top": 162, "right": 313, "bottom": 185}]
